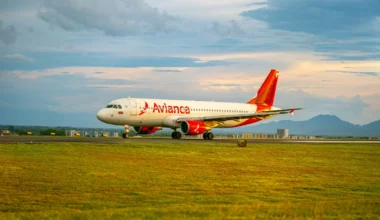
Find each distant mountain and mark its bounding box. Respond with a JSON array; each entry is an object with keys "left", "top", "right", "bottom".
[
  {"left": 363, "top": 120, "right": 380, "bottom": 131},
  {"left": 228, "top": 115, "right": 380, "bottom": 137}
]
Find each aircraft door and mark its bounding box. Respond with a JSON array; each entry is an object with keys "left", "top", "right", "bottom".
[{"left": 129, "top": 100, "right": 139, "bottom": 116}]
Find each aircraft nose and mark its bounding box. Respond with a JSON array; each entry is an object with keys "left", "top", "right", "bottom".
[{"left": 96, "top": 109, "right": 107, "bottom": 122}]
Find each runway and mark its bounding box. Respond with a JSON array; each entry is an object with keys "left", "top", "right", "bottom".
[{"left": 1, "top": 136, "right": 379, "bottom": 144}]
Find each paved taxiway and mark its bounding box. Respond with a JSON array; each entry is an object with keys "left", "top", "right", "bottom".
[{"left": 1, "top": 136, "right": 379, "bottom": 144}]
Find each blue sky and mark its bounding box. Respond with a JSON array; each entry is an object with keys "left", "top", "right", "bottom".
[{"left": 0, "top": 0, "right": 379, "bottom": 127}]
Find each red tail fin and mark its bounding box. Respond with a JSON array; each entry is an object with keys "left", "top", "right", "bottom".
[{"left": 248, "top": 69, "right": 279, "bottom": 106}]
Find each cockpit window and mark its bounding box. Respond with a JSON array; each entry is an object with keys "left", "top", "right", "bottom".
[{"left": 106, "top": 104, "right": 123, "bottom": 109}]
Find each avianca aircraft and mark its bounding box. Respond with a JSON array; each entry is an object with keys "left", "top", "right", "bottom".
[{"left": 96, "top": 69, "right": 301, "bottom": 140}]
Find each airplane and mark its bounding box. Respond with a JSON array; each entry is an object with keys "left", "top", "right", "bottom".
[{"left": 96, "top": 69, "right": 302, "bottom": 140}]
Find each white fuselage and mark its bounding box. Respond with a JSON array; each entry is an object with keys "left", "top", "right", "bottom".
[{"left": 96, "top": 98, "right": 278, "bottom": 128}]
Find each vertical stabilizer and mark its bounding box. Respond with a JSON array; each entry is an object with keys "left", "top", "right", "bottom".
[{"left": 248, "top": 69, "right": 279, "bottom": 107}]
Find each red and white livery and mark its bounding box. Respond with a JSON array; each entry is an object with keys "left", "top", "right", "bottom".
[{"left": 97, "top": 69, "right": 302, "bottom": 140}]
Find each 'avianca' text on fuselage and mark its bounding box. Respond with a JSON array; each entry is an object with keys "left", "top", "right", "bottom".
[
  {"left": 96, "top": 69, "right": 302, "bottom": 140},
  {"left": 153, "top": 103, "right": 190, "bottom": 114}
]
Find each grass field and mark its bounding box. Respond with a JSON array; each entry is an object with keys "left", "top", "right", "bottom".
[{"left": 0, "top": 142, "right": 379, "bottom": 219}]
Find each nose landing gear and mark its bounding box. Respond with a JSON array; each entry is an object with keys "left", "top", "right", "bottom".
[{"left": 122, "top": 125, "right": 130, "bottom": 139}]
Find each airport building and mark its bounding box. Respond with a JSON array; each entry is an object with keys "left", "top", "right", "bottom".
[
  {"left": 267, "top": 134, "right": 279, "bottom": 139},
  {"left": 233, "top": 134, "right": 242, "bottom": 139},
  {"left": 255, "top": 133, "right": 267, "bottom": 139},
  {"left": 69, "top": 130, "right": 76, "bottom": 137},
  {"left": 277, "top": 129, "right": 289, "bottom": 138},
  {"left": 241, "top": 133, "right": 253, "bottom": 139},
  {"left": 1, "top": 130, "right": 10, "bottom": 135}
]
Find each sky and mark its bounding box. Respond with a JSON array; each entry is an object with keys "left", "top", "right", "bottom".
[{"left": 0, "top": 0, "right": 379, "bottom": 127}]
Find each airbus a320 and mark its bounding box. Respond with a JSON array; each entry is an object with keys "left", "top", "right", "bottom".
[{"left": 96, "top": 69, "right": 302, "bottom": 140}]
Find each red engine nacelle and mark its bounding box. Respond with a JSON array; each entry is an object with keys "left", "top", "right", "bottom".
[
  {"left": 133, "top": 126, "right": 158, "bottom": 134},
  {"left": 180, "top": 120, "right": 206, "bottom": 135}
]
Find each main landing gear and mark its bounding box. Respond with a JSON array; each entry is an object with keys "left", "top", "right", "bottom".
[
  {"left": 171, "top": 131, "right": 182, "bottom": 139},
  {"left": 171, "top": 129, "right": 214, "bottom": 140},
  {"left": 203, "top": 131, "right": 214, "bottom": 140},
  {"left": 122, "top": 125, "right": 129, "bottom": 139}
]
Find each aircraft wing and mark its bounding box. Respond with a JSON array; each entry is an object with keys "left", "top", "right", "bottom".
[{"left": 176, "top": 108, "right": 303, "bottom": 122}]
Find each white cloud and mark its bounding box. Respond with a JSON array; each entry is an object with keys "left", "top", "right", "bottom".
[
  {"left": 7, "top": 51, "right": 379, "bottom": 99},
  {"left": 87, "top": 84, "right": 137, "bottom": 89},
  {"left": 37, "top": 0, "right": 178, "bottom": 36},
  {"left": 3, "top": 54, "right": 34, "bottom": 63}
]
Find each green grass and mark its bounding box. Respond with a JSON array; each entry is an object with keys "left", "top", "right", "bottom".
[{"left": 0, "top": 142, "right": 379, "bottom": 219}]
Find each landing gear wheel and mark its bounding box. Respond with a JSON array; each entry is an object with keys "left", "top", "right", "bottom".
[
  {"left": 175, "top": 132, "right": 182, "bottom": 139},
  {"left": 203, "top": 132, "right": 214, "bottom": 140},
  {"left": 172, "top": 131, "right": 182, "bottom": 139},
  {"left": 122, "top": 133, "right": 128, "bottom": 139},
  {"left": 207, "top": 132, "right": 214, "bottom": 140},
  {"left": 203, "top": 133, "right": 208, "bottom": 140}
]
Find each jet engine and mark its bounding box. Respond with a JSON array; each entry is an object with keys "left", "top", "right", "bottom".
[
  {"left": 133, "top": 126, "right": 160, "bottom": 134},
  {"left": 180, "top": 120, "right": 206, "bottom": 135}
]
